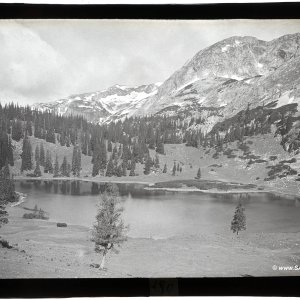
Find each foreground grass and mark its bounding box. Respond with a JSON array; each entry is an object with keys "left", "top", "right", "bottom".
[{"left": 0, "top": 205, "right": 299, "bottom": 278}]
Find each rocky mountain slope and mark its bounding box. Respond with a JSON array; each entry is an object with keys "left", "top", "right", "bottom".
[
  {"left": 34, "top": 33, "right": 300, "bottom": 129},
  {"left": 33, "top": 83, "right": 161, "bottom": 123}
]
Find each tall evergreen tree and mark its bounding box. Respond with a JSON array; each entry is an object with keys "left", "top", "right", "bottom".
[
  {"left": 60, "top": 156, "right": 68, "bottom": 177},
  {"left": 195, "top": 167, "right": 201, "bottom": 179},
  {"left": 44, "top": 150, "right": 53, "bottom": 173},
  {"left": 156, "top": 140, "right": 165, "bottom": 155},
  {"left": 144, "top": 155, "right": 152, "bottom": 175},
  {"left": 163, "top": 163, "right": 167, "bottom": 173},
  {"left": 11, "top": 120, "right": 23, "bottom": 142},
  {"left": 35, "top": 144, "right": 40, "bottom": 164},
  {"left": 105, "top": 158, "right": 114, "bottom": 177},
  {"left": 7, "top": 137, "right": 14, "bottom": 166},
  {"left": 0, "top": 161, "right": 16, "bottom": 229},
  {"left": 39, "top": 142, "right": 45, "bottom": 166},
  {"left": 129, "top": 160, "right": 136, "bottom": 176},
  {"left": 21, "top": 135, "right": 33, "bottom": 172},
  {"left": 72, "top": 145, "right": 81, "bottom": 176},
  {"left": 53, "top": 155, "right": 60, "bottom": 177},
  {"left": 154, "top": 154, "right": 160, "bottom": 169},
  {"left": 231, "top": 200, "right": 246, "bottom": 235},
  {"left": 172, "top": 162, "right": 176, "bottom": 176},
  {"left": 34, "top": 161, "right": 42, "bottom": 177}
]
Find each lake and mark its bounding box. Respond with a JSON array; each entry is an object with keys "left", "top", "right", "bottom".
[{"left": 15, "top": 180, "right": 300, "bottom": 239}]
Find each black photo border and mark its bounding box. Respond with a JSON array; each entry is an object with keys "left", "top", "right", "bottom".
[{"left": 1, "top": 2, "right": 300, "bottom": 297}]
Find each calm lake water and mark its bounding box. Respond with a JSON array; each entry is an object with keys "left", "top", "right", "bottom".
[{"left": 15, "top": 180, "right": 300, "bottom": 239}]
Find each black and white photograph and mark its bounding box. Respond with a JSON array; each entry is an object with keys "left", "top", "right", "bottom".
[{"left": 1, "top": 17, "right": 300, "bottom": 279}]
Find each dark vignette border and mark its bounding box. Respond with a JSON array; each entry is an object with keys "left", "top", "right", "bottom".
[
  {"left": 0, "top": 2, "right": 299, "bottom": 19},
  {"left": 0, "top": 2, "right": 300, "bottom": 298}
]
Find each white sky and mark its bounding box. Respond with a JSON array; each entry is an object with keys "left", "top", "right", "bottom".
[{"left": 1, "top": 19, "right": 300, "bottom": 104}]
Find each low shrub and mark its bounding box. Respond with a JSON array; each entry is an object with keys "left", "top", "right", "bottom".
[{"left": 0, "top": 239, "right": 13, "bottom": 249}]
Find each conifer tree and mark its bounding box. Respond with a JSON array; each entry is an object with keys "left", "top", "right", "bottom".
[
  {"left": 92, "top": 143, "right": 101, "bottom": 177},
  {"left": 129, "top": 160, "right": 136, "bottom": 176},
  {"left": 21, "top": 135, "right": 33, "bottom": 172},
  {"left": 53, "top": 155, "right": 60, "bottom": 177},
  {"left": 44, "top": 150, "right": 53, "bottom": 173},
  {"left": 154, "top": 154, "right": 160, "bottom": 169},
  {"left": 195, "top": 167, "right": 201, "bottom": 179},
  {"left": 60, "top": 156, "right": 68, "bottom": 177},
  {"left": 91, "top": 183, "right": 127, "bottom": 270},
  {"left": 162, "top": 163, "right": 167, "bottom": 173},
  {"left": 172, "top": 162, "right": 176, "bottom": 176},
  {"left": 39, "top": 142, "right": 45, "bottom": 166},
  {"left": 121, "top": 162, "right": 127, "bottom": 176},
  {"left": 107, "top": 140, "right": 112, "bottom": 152},
  {"left": 11, "top": 120, "right": 23, "bottom": 142},
  {"left": 105, "top": 158, "right": 114, "bottom": 177},
  {"left": 35, "top": 144, "right": 40, "bottom": 164},
  {"left": 0, "top": 161, "right": 16, "bottom": 228},
  {"left": 156, "top": 140, "right": 165, "bottom": 155},
  {"left": 7, "top": 137, "right": 14, "bottom": 166},
  {"left": 66, "top": 163, "right": 71, "bottom": 177},
  {"left": 26, "top": 121, "right": 32, "bottom": 136},
  {"left": 72, "top": 145, "right": 81, "bottom": 177},
  {"left": 34, "top": 161, "right": 42, "bottom": 177},
  {"left": 144, "top": 155, "right": 152, "bottom": 175},
  {"left": 231, "top": 200, "right": 246, "bottom": 235}
]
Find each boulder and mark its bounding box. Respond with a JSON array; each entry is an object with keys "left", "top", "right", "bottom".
[{"left": 56, "top": 222, "right": 67, "bottom": 227}]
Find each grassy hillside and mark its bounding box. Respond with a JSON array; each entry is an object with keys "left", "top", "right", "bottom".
[{"left": 11, "top": 133, "right": 300, "bottom": 196}]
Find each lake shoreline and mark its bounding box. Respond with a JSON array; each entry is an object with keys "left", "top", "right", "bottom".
[{"left": 13, "top": 175, "right": 300, "bottom": 198}]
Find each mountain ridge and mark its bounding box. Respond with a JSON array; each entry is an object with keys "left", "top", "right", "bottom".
[{"left": 33, "top": 33, "right": 300, "bottom": 128}]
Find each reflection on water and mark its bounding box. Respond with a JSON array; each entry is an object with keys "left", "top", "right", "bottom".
[{"left": 15, "top": 180, "right": 300, "bottom": 239}]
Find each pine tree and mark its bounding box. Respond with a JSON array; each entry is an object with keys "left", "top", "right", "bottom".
[
  {"left": 92, "top": 143, "right": 101, "bottom": 177},
  {"left": 105, "top": 158, "right": 114, "bottom": 177},
  {"left": 34, "top": 161, "right": 42, "bottom": 177},
  {"left": 195, "top": 167, "right": 201, "bottom": 179},
  {"left": 53, "top": 155, "right": 60, "bottom": 177},
  {"left": 26, "top": 121, "right": 32, "bottom": 136},
  {"left": 172, "top": 162, "right": 176, "bottom": 176},
  {"left": 72, "top": 145, "right": 81, "bottom": 177},
  {"left": 129, "top": 160, "right": 136, "bottom": 176},
  {"left": 0, "top": 161, "right": 16, "bottom": 228},
  {"left": 231, "top": 200, "right": 246, "bottom": 235},
  {"left": 44, "top": 150, "right": 53, "bottom": 173},
  {"left": 154, "top": 154, "right": 160, "bottom": 169},
  {"left": 144, "top": 155, "right": 152, "bottom": 175},
  {"left": 39, "top": 142, "right": 45, "bottom": 166},
  {"left": 156, "top": 140, "right": 165, "bottom": 155},
  {"left": 60, "top": 156, "right": 68, "bottom": 177},
  {"left": 11, "top": 120, "right": 23, "bottom": 142},
  {"left": 91, "top": 183, "right": 127, "bottom": 270},
  {"left": 7, "top": 137, "right": 14, "bottom": 166},
  {"left": 66, "top": 163, "right": 71, "bottom": 177},
  {"left": 35, "top": 144, "right": 40, "bottom": 164},
  {"left": 107, "top": 140, "right": 112, "bottom": 152},
  {"left": 21, "top": 135, "right": 33, "bottom": 172},
  {"left": 162, "top": 163, "right": 167, "bottom": 173}
]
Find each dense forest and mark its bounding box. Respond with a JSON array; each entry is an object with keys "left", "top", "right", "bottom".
[{"left": 0, "top": 101, "right": 299, "bottom": 180}]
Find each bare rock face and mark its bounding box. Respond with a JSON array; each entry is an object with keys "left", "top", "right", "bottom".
[{"left": 33, "top": 33, "right": 300, "bottom": 127}]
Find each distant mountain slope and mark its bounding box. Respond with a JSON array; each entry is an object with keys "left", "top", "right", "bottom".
[
  {"left": 33, "top": 83, "right": 161, "bottom": 123},
  {"left": 34, "top": 33, "right": 300, "bottom": 127}
]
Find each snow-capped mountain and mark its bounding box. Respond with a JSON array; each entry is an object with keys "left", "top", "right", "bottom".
[
  {"left": 34, "top": 33, "right": 300, "bottom": 126},
  {"left": 33, "top": 83, "right": 161, "bottom": 123}
]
